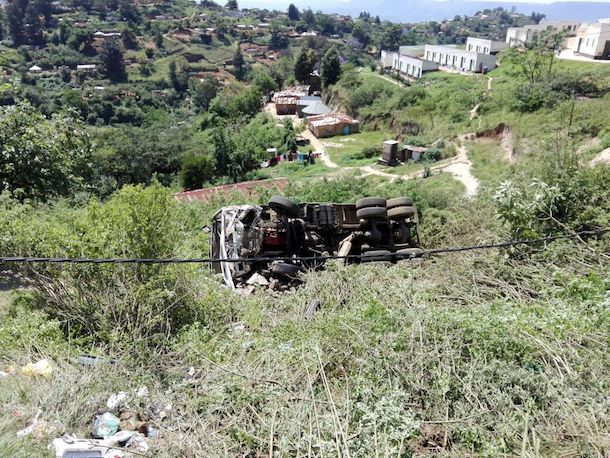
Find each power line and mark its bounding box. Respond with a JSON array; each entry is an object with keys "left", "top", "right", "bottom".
[{"left": 0, "top": 228, "right": 608, "bottom": 265}]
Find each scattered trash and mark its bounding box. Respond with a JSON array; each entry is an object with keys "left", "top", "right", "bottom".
[
  {"left": 305, "top": 298, "right": 321, "bottom": 319},
  {"left": 126, "top": 432, "right": 150, "bottom": 453},
  {"left": 20, "top": 359, "right": 53, "bottom": 378},
  {"left": 147, "top": 426, "right": 158, "bottom": 438},
  {"left": 51, "top": 437, "right": 109, "bottom": 458},
  {"left": 241, "top": 340, "right": 255, "bottom": 352},
  {"left": 103, "top": 429, "right": 134, "bottom": 446},
  {"left": 76, "top": 355, "right": 110, "bottom": 366},
  {"left": 246, "top": 272, "right": 269, "bottom": 286},
  {"left": 135, "top": 386, "right": 149, "bottom": 398},
  {"left": 106, "top": 392, "right": 128, "bottom": 411},
  {"left": 92, "top": 412, "right": 120, "bottom": 438},
  {"left": 0, "top": 370, "right": 8, "bottom": 378},
  {"left": 16, "top": 409, "right": 42, "bottom": 438},
  {"left": 119, "top": 410, "right": 147, "bottom": 433},
  {"left": 232, "top": 323, "right": 246, "bottom": 334}
]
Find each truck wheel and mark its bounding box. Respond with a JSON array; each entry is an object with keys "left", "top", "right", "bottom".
[
  {"left": 356, "top": 197, "right": 386, "bottom": 210},
  {"left": 361, "top": 250, "right": 393, "bottom": 263},
  {"left": 271, "top": 262, "right": 301, "bottom": 276},
  {"left": 388, "top": 206, "right": 416, "bottom": 220},
  {"left": 269, "top": 196, "right": 301, "bottom": 218},
  {"left": 356, "top": 207, "right": 388, "bottom": 220},
  {"left": 387, "top": 197, "right": 414, "bottom": 209},
  {"left": 396, "top": 248, "right": 425, "bottom": 260}
]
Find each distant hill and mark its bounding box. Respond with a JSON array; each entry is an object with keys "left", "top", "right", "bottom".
[{"left": 241, "top": 1, "right": 610, "bottom": 23}]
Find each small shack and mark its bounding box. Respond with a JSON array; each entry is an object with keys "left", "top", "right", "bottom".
[
  {"left": 403, "top": 145, "right": 427, "bottom": 162},
  {"left": 308, "top": 113, "right": 360, "bottom": 138},
  {"left": 378, "top": 140, "right": 399, "bottom": 166},
  {"left": 28, "top": 65, "right": 42, "bottom": 73},
  {"left": 302, "top": 101, "right": 332, "bottom": 118},
  {"left": 275, "top": 96, "right": 298, "bottom": 115}
]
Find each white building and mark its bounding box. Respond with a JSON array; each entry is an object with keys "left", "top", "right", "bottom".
[
  {"left": 424, "top": 45, "right": 497, "bottom": 73},
  {"left": 380, "top": 50, "right": 439, "bottom": 79},
  {"left": 466, "top": 37, "right": 508, "bottom": 55},
  {"left": 566, "top": 22, "right": 610, "bottom": 59},
  {"left": 506, "top": 21, "right": 580, "bottom": 46}
]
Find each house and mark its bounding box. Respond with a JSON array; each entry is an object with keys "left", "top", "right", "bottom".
[
  {"left": 381, "top": 50, "right": 439, "bottom": 79},
  {"left": 308, "top": 113, "right": 360, "bottom": 138},
  {"left": 94, "top": 31, "right": 121, "bottom": 39},
  {"left": 566, "top": 21, "right": 610, "bottom": 59},
  {"left": 28, "top": 65, "right": 42, "bottom": 73},
  {"left": 296, "top": 96, "right": 321, "bottom": 117},
  {"left": 466, "top": 37, "right": 508, "bottom": 55},
  {"left": 506, "top": 21, "right": 580, "bottom": 46},
  {"left": 302, "top": 101, "right": 332, "bottom": 118},
  {"left": 77, "top": 64, "right": 97, "bottom": 72},
  {"left": 275, "top": 96, "right": 298, "bottom": 115},
  {"left": 424, "top": 45, "right": 497, "bottom": 73}
]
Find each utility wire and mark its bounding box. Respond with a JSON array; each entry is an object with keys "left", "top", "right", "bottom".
[{"left": 0, "top": 228, "right": 608, "bottom": 265}]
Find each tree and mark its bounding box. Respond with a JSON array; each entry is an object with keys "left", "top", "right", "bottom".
[
  {"left": 320, "top": 46, "right": 341, "bottom": 86},
  {"left": 189, "top": 76, "right": 219, "bottom": 112},
  {"left": 154, "top": 29, "right": 163, "bottom": 48},
  {"left": 352, "top": 20, "right": 371, "bottom": 47},
  {"left": 119, "top": 0, "right": 140, "bottom": 23},
  {"left": 294, "top": 48, "right": 316, "bottom": 83},
  {"left": 287, "top": 4, "right": 300, "bottom": 21},
  {"left": 301, "top": 8, "right": 315, "bottom": 26},
  {"left": 169, "top": 57, "right": 190, "bottom": 92},
  {"left": 378, "top": 23, "right": 403, "bottom": 51},
  {"left": 252, "top": 68, "right": 278, "bottom": 94},
  {"left": 7, "top": 0, "right": 28, "bottom": 45},
  {"left": 232, "top": 46, "right": 246, "bottom": 81},
  {"left": 226, "top": 0, "right": 238, "bottom": 10},
  {"left": 180, "top": 154, "right": 214, "bottom": 190},
  {"left": 530, "top": 11, "right": 546, "bottom": 24},
  {"left": 100, "top": 38, "right": 127, "bottom": 82},
  {"left": 0, "top": 101, "right": 92, "bottom": 200}
]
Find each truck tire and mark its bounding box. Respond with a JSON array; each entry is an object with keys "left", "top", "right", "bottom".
[
  {"left": 361, "top": 250, "right": 393, "bottom": 263},
  {"left": 396, "top": 248, "right": 425, "bottom": 260},
  {"left": 388, "top": 206, "right": 416, "bottom": 220},
  {"left": 356, "top": 207, "right": 388, "bottom": 220},
  {"left": 356, "top": 197, "right": 386, "bottom": 210},
  {"left": 269, "top": 196, "right": 301, "bottom": 218},
  {"left": 387, "top": 197, "right": 414, "bottom": 209},
  {"left": 271, "top": 262, "right": 301, "bottom": 276}
]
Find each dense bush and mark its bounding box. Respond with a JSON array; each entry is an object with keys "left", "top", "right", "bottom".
[{"left": 511, "top": 82, "right": 560, "bottom": 112}]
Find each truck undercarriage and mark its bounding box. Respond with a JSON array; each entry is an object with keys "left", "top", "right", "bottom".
[{"left": 210, "top": 196, "right": 422, "bottom": 289}]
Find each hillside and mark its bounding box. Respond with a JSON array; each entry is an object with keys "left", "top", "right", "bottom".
[{"left": 1, "top": 0, "right": 610, "bottom": 456}]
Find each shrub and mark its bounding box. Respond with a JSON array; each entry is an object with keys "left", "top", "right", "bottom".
[
  {"left": 512, "top": 82, "right": 561, "bottom": 113},
  {"left": 422, "top": 147, "right": 442, "bottom": 162}
]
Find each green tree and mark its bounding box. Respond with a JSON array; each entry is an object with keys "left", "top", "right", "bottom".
[
  {"left": 226, "top": 0, "right": 238, "bottom": 10},
  {"left": 294, "top": 48, "right": 316, "bottom": 83},
  {"left": 301, "top": 8, "right": 315, "bottom": 26},
  {"left": 154, "top": 29, "right": 163, "bottom": 48},
  {"left": 252, "top": 67, "right": 278, "bottom": 94},
  {"left": 189, "top": 76, "right": 219, "bottom": 112},
  {"left": 169, "top": 57, "right": 190, "bottom": 92},
  {"left": 320, "top": 46, "right": 341, "bottom": 86},
  {"left": 100, "top": 38, "right": 127, "bottom": 82},
  {"left": 352, "top": 20, "right": 371, "bottom": 47},
  {"left": 0, "top": 101, "right": 92, "bottom": 200},
  {"left": 180, "top": 153, "right": 214, "bottom": 190},
  {"left": 233, "top": 46, "right": 246, "bottom": 81},
  {"left": 287, "top": 3, "right": 300, "bottom": 21},
  {"left": 378, "top": 23, "right": 403, "bottom": 50},
  {"left": 6, "top": 0, "right": 28, "bottom": 44}
]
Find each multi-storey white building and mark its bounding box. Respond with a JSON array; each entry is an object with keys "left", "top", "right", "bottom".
[
  {"left": 380, "top": 50, "right": 439, "bottom": 79},
  {"left": 506, "top": 20, "right": 581, "bottom": 46},
  {"left": 567, "top": 21, "right": 610, "bottom": 59},
  {"left": 466, "top": 37, "right": 508, "bottom": 55},
  {"left": 423, "top": 45, "right": 497, "bottom": 73}
]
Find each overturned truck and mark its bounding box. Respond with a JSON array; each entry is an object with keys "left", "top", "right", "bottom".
[{"left": 210, "top": 196, "right": 423, "bottom": 288}]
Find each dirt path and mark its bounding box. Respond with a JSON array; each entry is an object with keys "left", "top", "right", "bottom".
[{"left": 263, "top": 103, "right": 479, "bottom": 195}]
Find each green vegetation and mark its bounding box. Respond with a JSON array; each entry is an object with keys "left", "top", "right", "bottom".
[{"left": 325, "top": 130, "right": 395, "bottom": 167}]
